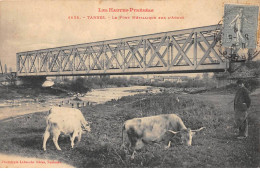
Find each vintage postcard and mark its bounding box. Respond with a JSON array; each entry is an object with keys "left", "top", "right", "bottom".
[{"left": 0, "top": 0, "right": 259, "bottom": 168}]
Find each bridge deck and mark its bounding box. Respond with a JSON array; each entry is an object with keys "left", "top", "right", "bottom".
[{"left": 16, "top": 24, "right": 229, "bottom": 77}]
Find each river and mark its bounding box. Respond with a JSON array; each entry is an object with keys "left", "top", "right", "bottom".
[{"left": 0, "top": 86, "right": 161, "bottom": 120}]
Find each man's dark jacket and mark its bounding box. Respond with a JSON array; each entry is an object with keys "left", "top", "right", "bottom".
[{"left": 234, "top": 86, "right": 251, "bottom": 112}]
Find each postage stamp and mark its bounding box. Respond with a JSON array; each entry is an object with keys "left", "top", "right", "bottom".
[{"left": 222, "top": 4, "right": 259, "bottom": 49}]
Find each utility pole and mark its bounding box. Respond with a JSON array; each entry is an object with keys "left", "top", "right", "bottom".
[
  {"left": 0, "top": 60, "right": 3, "bottom": 75},
  {"left": 5, "top": 64, "right": 7, "bottom": 74}
]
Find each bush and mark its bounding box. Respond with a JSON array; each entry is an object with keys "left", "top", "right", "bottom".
[
  {"left": 56, "top": 77, "right": 91, "bottom": 93},
  {"left": 71, "top": 78, "right": 91, "bottom": 93},
  {"left": 245, "top": 78, "right": 260, "bottom": 92}
]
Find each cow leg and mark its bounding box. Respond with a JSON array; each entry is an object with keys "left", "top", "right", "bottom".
[
  {"left": 42, "top": 130, "right": 50, "bottom": 151},
  {"left": 131, "top": 150, "right": 137, "bottom": 160},
  {"left": 135, "top": 139, "right": 144, "bottom": 150},
  {"left": 70, "top": 131, "right": 77, "bottom": 148},
  {"left": 165, "top": 141, "right": 171, "bottom": 149},
  {"left": 78, "top": 130, "right": 82, "bottom": 142},
  {"left": 130, "top": 139, "right": 144, "bottom": 160},
  {"left": 52, "top": 130, "right": 61, "bottom": 151}
]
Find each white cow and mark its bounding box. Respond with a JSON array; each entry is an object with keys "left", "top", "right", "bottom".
[
  {"left": 121, "top": 114, "right": 205, "bottom": 159},
  {"left": 42, "top": 107, "right": 91, "bottom": 151}
]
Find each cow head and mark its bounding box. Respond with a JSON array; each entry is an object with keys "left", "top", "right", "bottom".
[
  {"left": 82, "top": 122, "right": 91, "bottom": 132},
  {"left": 168, "top": 127, "right": 205, "bottom": 146},
  {"left": 83, "top": 125, "right": 91, "bottom": 132}
]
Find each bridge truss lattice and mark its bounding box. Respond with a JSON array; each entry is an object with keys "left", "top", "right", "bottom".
[{"left": 16, "top": 24, "right": 229, "bottom": 77}]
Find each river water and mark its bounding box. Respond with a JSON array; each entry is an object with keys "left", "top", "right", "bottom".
[{"left": 0, "top": 86, "right": 160, "bottom": 120}]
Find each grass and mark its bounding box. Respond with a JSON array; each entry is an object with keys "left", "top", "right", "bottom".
[{"left": 0, "top": 91, "right": 259, "bottom": 167}]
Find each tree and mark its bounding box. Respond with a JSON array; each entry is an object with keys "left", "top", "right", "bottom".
[
  {"left": 5, "top": 64, "right": 7, "bottom": 74},
  {"left": 202, "top": 73, "right": 209, "bottom": 80}
]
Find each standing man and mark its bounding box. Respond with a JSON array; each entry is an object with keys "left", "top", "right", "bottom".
[{"left": 234, "top": 80, "right": 251, "bottom": 139}]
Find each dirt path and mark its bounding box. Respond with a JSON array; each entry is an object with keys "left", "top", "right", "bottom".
[{"left": 0, "top": 105, "right": 48, "bottom": 121}]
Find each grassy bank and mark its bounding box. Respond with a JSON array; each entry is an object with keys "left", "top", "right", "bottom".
[{"left": 0, "top": 90, "right": 258, "bottom": 167}]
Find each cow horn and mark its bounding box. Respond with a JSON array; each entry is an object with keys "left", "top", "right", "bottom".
[
  {"left": 168, "top": 130, "right": 179, "bottom": 134},
  {"left": 192, "top": 127, "right": 206, "bottom": 132}
]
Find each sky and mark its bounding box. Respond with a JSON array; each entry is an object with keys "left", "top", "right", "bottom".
[{"left": 0, "top": 0, "right": 259, "bottom": 73}]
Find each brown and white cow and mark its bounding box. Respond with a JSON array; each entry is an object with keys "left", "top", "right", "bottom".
[
  {"left": 121, "top": 114, "right": 205, "bottom": 159},
  {"left": 42, "top": 107, "right": 91, "bottom": 151}
]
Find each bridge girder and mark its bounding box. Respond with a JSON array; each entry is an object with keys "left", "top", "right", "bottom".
[{"left": 16, "top": 24, "right": 229, "bottom": 77}]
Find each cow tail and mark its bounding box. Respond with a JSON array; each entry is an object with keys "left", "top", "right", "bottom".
[{"left": 121, "top": 123, "right": 126, "bottom": 149}]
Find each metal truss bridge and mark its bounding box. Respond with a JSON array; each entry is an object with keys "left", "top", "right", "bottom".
[{"left": 16, "top": 24, "right": 229, "bottom": 77}]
